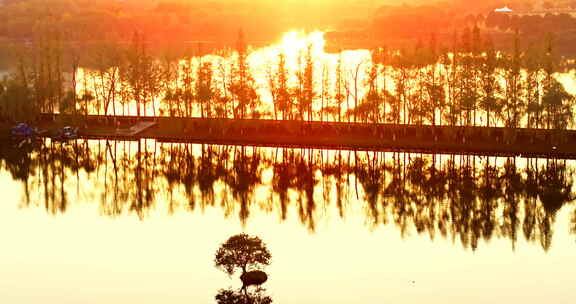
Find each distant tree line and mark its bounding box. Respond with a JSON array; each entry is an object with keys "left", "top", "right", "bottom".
[
  {"left": 0, "top": 0, "right": 378, "bottom": 43},
  {"left": 485, "top": 11, "right": 576, "bottom": 36},
  {"left": 0, "top": 0, "right": 260, "bottom": 41}
]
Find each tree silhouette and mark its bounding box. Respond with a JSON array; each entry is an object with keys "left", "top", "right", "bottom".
[{"left": 215, "top": 233, "right": 271, "bottom": 276}]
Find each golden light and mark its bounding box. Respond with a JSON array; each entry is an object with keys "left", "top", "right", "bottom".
[{"left": 279, "top": 30, "right": 326, "bottom": 59}]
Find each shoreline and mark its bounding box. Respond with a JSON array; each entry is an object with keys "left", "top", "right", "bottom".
[{"left": 4, "top": 115, "right": 572, "bottom": 159}]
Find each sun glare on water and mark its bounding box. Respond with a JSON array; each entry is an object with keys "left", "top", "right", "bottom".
[
  {"left": 248, "top": 30, "right": 328, "bottom": 71},
  {"left": 245, "top": 30, "right": 371, "bottom": 116},
  {"left": 279, "top": 30, "right": 326, "bottom": 57}
]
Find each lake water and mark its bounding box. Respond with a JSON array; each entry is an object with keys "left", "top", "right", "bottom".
[{"left": 1, "top": 139, "right": 575, "bottom": 303}]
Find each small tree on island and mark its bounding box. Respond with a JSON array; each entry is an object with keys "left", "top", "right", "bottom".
[{"left": 215, "top": 233, "right": 271, "bottom": 276}]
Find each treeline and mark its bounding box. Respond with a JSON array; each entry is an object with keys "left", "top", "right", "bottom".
[
  {"left": 0, "top": 0, "right": 264, "bottom": 41},
  {"left": 367, "top": 0, "right": 538, "bottom": 40},
  {"left": 0, "top": 0, "right": 373, "bottom": 43},
  {"left": 0, "top": 26, "right": 575, "bottom": 130},
  {"left": 329, "top": 1, "right": 576, "bottom": 54},
  {"left": 1, "top": 139, "right": 574, "bottom": 251},
  {"left": 485, "top": 11, "right": 576, "bottom": 36},
  {"left": 372, "top": 4, "right": 477, "bottom": 40}
]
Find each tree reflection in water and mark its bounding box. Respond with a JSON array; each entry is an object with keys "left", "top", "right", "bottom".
[
  {"left": 215, "top": 287, "right": 272, "bottom": 304},
  {"left": 1, "top": 139, "right": 575, "bottom": 251}
]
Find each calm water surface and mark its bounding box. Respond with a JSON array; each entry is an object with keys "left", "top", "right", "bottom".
[{"left": 0, "top": 139, "right": 575, "bottom": 304}]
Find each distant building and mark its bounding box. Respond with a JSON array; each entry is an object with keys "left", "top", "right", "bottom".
[{"left": 495, "top": 6, "right": 513, "bottom": 13}]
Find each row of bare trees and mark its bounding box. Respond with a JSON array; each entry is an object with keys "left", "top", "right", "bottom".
[
  {"left": 360, "top": 28, "right": 574, "bottom": 129},
  {"left": 0, "top": 26, "right": 574, "bottom": 130},
  {"left": 1, "top": 138, "right": 574, "bottom": 251}
]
